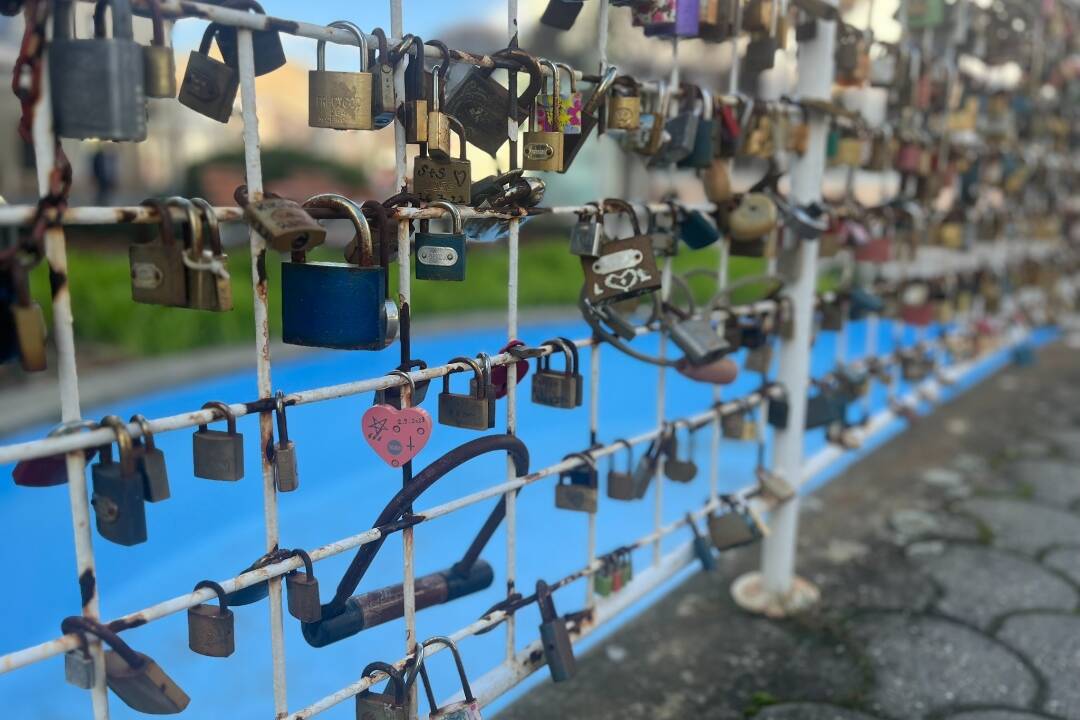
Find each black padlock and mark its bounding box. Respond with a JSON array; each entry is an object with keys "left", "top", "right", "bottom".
[
  {"left": 187, "top": 580, "right": 235, "bottom": 658},
  {"left": 555, "top": 452, "right": 598, "bottom": 513},
  {"left": 213, "top": 0, "right": 287, "bottom": 77},
  {"left": 537, "top": 579, "right": 576, "bottom": 682},
  {"left": 130, "top": 414, "right": 170, "bottom": 503},
  {"left": 50, "top": 0, "right": 147, "bottom": 141},
  {"left": 438, "top": 357, "right": 495, "bottom": 430},
  {"left": 541, "top": 0, "right": 586, "bottom": 29},
  {"left": 91, "top": 416, "right": 147, "bottom": 547},
  {"left": 532, "top": 338, "right": 583, "bottom": 409},
  {"left": 178, "top": 24, "right": 239, "bottom": 123},
  {"left": 192, "top": 401, "right": 245, "bottom": 481},
  {"left": 688, "top": 514, "right": 717, "bottom": 571},
  {"left": 356, "top": 660, "right": 408, "bottom": 720},
  {"left": 606, "top": 439, "right": 637, "bottom": 501},
  {"left": 285, "top": 548, "right": 321, "bottom": 623},
  {"left": 272, "top": 391, "right": 299, "bottom": 493},
  {"left": 376, "top": 359, "right": 431, "bottom": 409}
]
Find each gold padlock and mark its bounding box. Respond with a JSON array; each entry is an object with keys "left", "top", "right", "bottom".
[
  {"left": 703, "top": 159, "right": 733, "bottom": 204},
  {"left": 523, "top": 59, "right": 565, "bottom": 172},
  {"left": 426, "top": 63, "right": 454, "bottom": 161},
  {"left": 9, "top": 259, "right": 47, "bottom": 372},
  {"left": 835, "top": 136, "right": 864, "bottom": 166},
  {"left": 307, "top": 21, "right": 373, "bottom": 131},
  {"left": 608, "top": 76, "right": 642, "bottom": 130}
]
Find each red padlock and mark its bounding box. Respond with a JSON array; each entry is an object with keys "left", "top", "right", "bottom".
[{"left": 489, "top": 340, "right": 531, "bottom": 400}]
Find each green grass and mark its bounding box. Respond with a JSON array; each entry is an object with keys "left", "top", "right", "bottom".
[{"left": 28, "top": 238, "right": 772, "bottom": 357}]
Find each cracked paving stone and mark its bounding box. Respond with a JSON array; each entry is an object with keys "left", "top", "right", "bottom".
[
  {"left": 1041, "top": 547, "right": 1080, "bottom": 586},
  {"left": 1007, "top": 460, "right": 1080, "bottom": 507},
  {"left": 943, "top": 712, "right": 1057, "bottom": 720},
  {"left": 954, "top": 497, "right": 1080, "bottom": 555},
  {"left": 850, "top": 614, "right": 1037, "bottom": 719},
  {"left": 756, "top": 703, "right": 882, "bottom": 719},
  {"left": 997, "top": 613, "right": 1080, "bottom": 719},
  {"left": 914, "top": 545, "right": 1077, "bottom": 629}
]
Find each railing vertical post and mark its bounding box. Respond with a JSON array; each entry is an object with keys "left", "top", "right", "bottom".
[
  {"left": 504, "top": 0, "right": 520, "bottom": 653},
  {"left": 733, "top": 2, "right": 837, "bottom": 615}
]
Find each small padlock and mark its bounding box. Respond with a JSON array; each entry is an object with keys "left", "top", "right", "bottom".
[
  {"left": 562, "top": 65, "right": 616, "bottom": 171},
  {"left": 532, "top": 338, "right": 583, "bottom": 409},
  {"left": 606, "top": 440, "right": 637, "bottom": 501},
  {"left": 91, "top": 416, "right": 147, "bottom": 547},
  {"left": 212, "top": 0, "right": 286, "bottom": 77},
  {"left": 309, "top": 21, "right": 373, "bottom": 131},
  {"left": 9, "top": 256, "right": 46, "bottom": 372},
  {"left": 438, "top": 357, "right": 495, "bottom": 430},
  {"left": 178, "top": 24, "right": 239, "bottom": 123},
  {"left": 189, "top": 197, "right": 233, "bottom": 312},
  {"left": 187, "top": 580, "right": 235, "bottom": 658},
  {"left": 708, "top": 502, "right": 763, "bottom": 550},
  {"left": 63, "top": 629, "right": 95, "bottom": 690},
  {"left": 241, "top": 190, "right": 327, "bottom": 255},
  {"left": 50, "top": 0, "right": 146, "bottom": 141},
  {"left": 744, "top": 339, "right": 773, "bottom": 374},
  {"left": 356, "top": 661, "right": 408, "bottom": 720},
  {"left": 419, "top": 636, "right": 484, "bottom": 720},
  {"left": 399, "top": 36, "right": 429, "bottom": 144},
  {"left": 285, "top": 548, "right": 321, "bottom": 623},
  {"left": 415, "top": 201, "right": 467, "bottom": 281},
  {"left": 688, "top": 514, "right": 717, "bottom": 571},
  {"left": 669, "top": 316, "right": 731, "bottom": 367},
  {"left": 555, "top": 452, "right": 598, "bottom": 513},
  {"left": 569, "top": 205, "right": 603, "bottom": 257},
  {"left": 192, "top": 401, "right": 245, "bottom": 481},
  {"left": 536, "top": 579, "right": 577, "bottom": 682},
  {"left": 368, "top": 28, "right": 397, "bottom": 129},
  {"left": 663, "top": 421, "right": 698, "bottom": 482},
  {"left": 142, "top": 0, "right": 176, "bottom": 98},
  {"left": 523, "top": 59, "right": 565, "bottom": 172},
  {"left": 679, "top": 208, "right": 721, "bottom": 250},
  {"left": 608, "top": 76, "right": 642, "bottom": 130},
  {"left": 704, "top": 158, "right": 734, "bottom": 204},
  {"left": 130, "top": 414, "right": 170, "bottom": 503},
  {"left": 130, "top": 198, "right": 188, "bottom": 308},
  {"left": 273, "top": 391, "right": 299, "bottom": 493},
  {"left": 12, "top": 420, "right": 99, "bottom": 488},
  {"left": 426, "top": 56, "right": 455, "bottom": 161},
  {"left": 630, "top": 439, "right": 660, "bottom": 498},
  {"left": 743, "top": 34, "right": 778, "bottom": 75},
  {"left": 678, "top": 87, "right": 716, "bottom": 169},
  {"left": 721, "top": 409, "right": 746, "bottom": 439},
  {"left": 594, "top": 556, "right": 615, "bottom": 597}
]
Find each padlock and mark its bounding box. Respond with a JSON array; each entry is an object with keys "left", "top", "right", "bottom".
[
  {"left": 285, "top": 548, "right": 321, "bottom": 623},
  {"left": 9, "top": 256, "right": 46, "bottom": 372},
  {"left": 188, "top": 580, "right": 235, "bottom": 657},
  {"left": 438, "top": 357, "right": 495, "bottom": 430},
  {"left": 743, "top": 34, "right": 778, "bottom": 75},
  {"left": 91, "top": 416, "right": 147, "bottom": 547},
  {"left": 593, "top": 556, "right": 615, "bottom": 597},
  {"left": 669, "top": 316, "right": 730, "bottom": 367},
  {"left": 708, "top": 503, "right": 762, "bottom": 550},
  {"left": 663, "top": 421, "right": 698, "bottom": 482},
  {"left": 368, "top": 28, "right": 397, "bottom": 129},
  {"left": 582, "top": 200, "right": 661, "bottom": 305},
  {"left": 757, "top": 468, "right": 795, "bottom": 504},
  {"left": 678, "top": 87, "right": 716, "bottom": 169},
  {"left": 192, "top": 401, "right": 245, "bottom": 481},
  {"left": 536, "top": 580, "right": 577, "bottom": 682},
  {"left": 189, "top": 197, "right": 233, "bottom": 312},
  {"left": 414, "top": 120, "right": 473, "bottom": 205},
  {"left": 608, "top": 76, "right": 642, "bottom": 130},
  {"left": 523, "top": 59, "right": 565, "bottom": 172},
  {"left": 541, "top": 0, "right": 586, "bottom": 28},
  {"left": 212, "top": 0, "right": 286, "bottom": 77},
  {"left": 426, "top": 59, "right": 455, "bottom": 161},
  {"left": 532, "top": 338, "right": 583, "bottom": 409},
  {"left": 729, "top": 193, "right": 778, "bottom": 241},
  {"left": 61, "top": 615, "right": 190, "bottom": 714},
  {"left": 273, "top": 391, "right": 299, "bottom": 493},
  {"left": 704, "top": 158, "right": 734, "bottom": 204},
  {"left": 555, "top": 452, "right": 598, "bottom": 513},
  {"left": 646, "top": 204, "right": 678, "bottom": 258},
  {"left": 130, "top": 198, "right": 189, "bottom": 307},
  {"left": 744, "top": 338, "right": 773, "bottom": 374},
  {"left": 178, "top": 24, "right": 239, "bottom": 123},
  {"left": 630, "top": 438, "right": 661, "bottom": 498},
  {"left": 569, "top": 206, "right": 603, "bottom": 257},
  {"left": 309, "top": 21, "right": 373, "bottom": 131},
  {"left": 415, "top": 201, "right": 467, "bottom": 281},
  {"left": 399, "top": 36, "right": 429, "bottom": 144},
  {"left": 376, "top": 359, "right": 431, "bottom": 409},
  {"left": 562, "top": 65, "right": 617, "bottom": 171},
  {"left": 688, "top": 515, "right": 717, "bottom": 571},
  {"left": 356, "top": 661, "right": 408, "bottom": 720},
  {"left": 418, "top": 636, "right": 484, "bottom": 719},
  {"left": 606, "top": 440, "right": 637, "bottom": 500},
  {"left": 50, "top": 0, "right": 146, "bottom": 141},
  {"left": 130, "top": 414, "right": 169, "bottom": 503},
  {"left": 679, "top": 208, "right": 721, "bottom": 249},
  {"left": 722, "top": 409, "right": 746, "bottom": 439},
  {"left": 63, "top": 628, "right": 95, "bottom": 690},
  {"left": 820, "top": 298, "right": 846, "bottom": 331},
  {"left": 283, "top": 194, "right": 397, "bottom": 350},
  {"left": 652, "top": 87, "right": 700, "bottom": 166},
  {"left": 534, "top": 62, "right": 582, "bottom": 136},
  {"left": 242, "top": 191, "right": 327, "bottom": 255},
  {"left": 12, "top": 420, "right": 99, "bottom": 488},
  {"left": 142, "top": 0, "right": 176, "bottom": 98},
  {"left": 834, "top": 136, "right": 864, "bottom": 166}
]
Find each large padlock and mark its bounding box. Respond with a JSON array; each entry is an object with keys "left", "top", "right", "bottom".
[
  {"left": 192, "top": 401, "right": 245, "bottom": 481},
  {"left": 286, "top": 548, "right": 321, "bottom": 623},
  {"left": 212, "top": 0, "right": 286, "bottom": 77},
  {"left": 606, "top": 439, "right": 637, "bottom": 500},
  {"left": 523, "top": 59, "right": 565, "bottom": 172},
  {"left": 368, "top": 28, "right": 397, "bottom": 129},
  {"left": 438, "top": 357, "right": 495, "bottom": 430},
  {"left": 419, "top": 637, "right": 484, "bottom": 720},
  {"left": 188, "top": 580, "right": 235, "bottom": 657},
  {"left": 532, "top": 338, "right": 583, "bottom": 409},
  {"left": 663, "top": 421, "right": 698, "bottom": 483},
  {"left": 582, "top": 200, "right": 662, "bottom": 305},
  {"left": 8, "top": 256, "right": 46, "bottom": 372},
  {"left": 356, "top": 661, "right": 408, "bottom": 720},
  {"left": 444, "top": 48, "right": 542, "bottom": 157},
  {"left": 130, "top": 414, "right": 170, "bottom": 503},
  {"left": 50, "top": 0, "right": 146, "bottom": 141},
  {"left": 283, "top": 195, "right": 397, "bottom": 350},
  {"left": 91, "top": 416, "right": 147, "bottom": 547},
  {"left": 242, "top": 190, "right": 327, "bottom": 255},
  {"left": 414, "top": 120, "right": 473, "bottom": 205},
  {"left": 669, "top": 316, "right": 730, "bottom": 367},
  {"left": 12, "top": 420, "right": 99, "bottom": 488},
  {"left": 309, "top": 21, "right": 373, "bottom": 131},
  {"left": 537, "top": 580, "right": 577, "bottom": 682},
  {"left": 708, "top": 502, "right": 763, "bottom": 550},
  {"left": 178, "top": 24, "right": 239, "bottom": 123},
  {"left": 188, "top": 197, "right": 233, "bottom": 312},
  {"left": 415, "top": 201, "right": 467, "bottom": 281},
  {"left": 130, "top": 198, "right": 188, "bottom": 308},
  {"left": 608, "top": 76, "right": 642, "bottom": 130},
  {"left": 555, "top": 452, "right": 598, "bottom": 513},
  {"left": 142, "top": 0, "right": 176, "bottom": 98},
  {"left": 273, "top": 391, "right": 299, "bottom": 493}
]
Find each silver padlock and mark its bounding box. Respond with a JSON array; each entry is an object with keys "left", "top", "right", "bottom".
[
  {"left": 668, "top": 316, "right": 731, "bottom": 367},
  {"left": 64, "top": 632, "right": 95, "bottom": 690},
  {"left": 273, "top": 391, "right": 299, "bottom": 493},
  {"left": 418, "top": 636, "right": 485, "bottom": 720},
  {"left": 569, "top": 205, "right": 603, "bottom": 257}
]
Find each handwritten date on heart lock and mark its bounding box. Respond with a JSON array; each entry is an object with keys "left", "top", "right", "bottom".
[{"left": 362, "top": 405, "right": 433, "bottom": 467}]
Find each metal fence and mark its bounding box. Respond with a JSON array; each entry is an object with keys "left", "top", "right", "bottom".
[{"left": 0, "top": 0, "right": 1069, "bottom": 718}]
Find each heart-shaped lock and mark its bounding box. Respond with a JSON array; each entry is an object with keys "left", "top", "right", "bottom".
[
  {"left": 489, "top": 340, "right": 531, "bottom": 399},
  {"left": 361, "top": 404, "right": 433, "bottom": 467}
]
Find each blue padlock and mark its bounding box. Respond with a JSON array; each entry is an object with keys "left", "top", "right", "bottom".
[
  {"left": 415, "top": 201, "right": 467, "bottom": 281},
  {"left": 281, "top": 194, "right": 398, "bottom": 350}
]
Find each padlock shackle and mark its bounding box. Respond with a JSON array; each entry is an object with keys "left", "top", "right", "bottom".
[
  {"left": 193, "top": 579, "right": 230, "bottom": 616},
  {"left": 92, "top": 0, "right": 134, "bottom": 41},
  {"left": 492, "top": 47, "right": 544, "bottom": 117},
  {"left": 539, "top": 58, "right": 561, "bottom": 133},
  {"left": 429, "top": 201, "right": 463, "bottom": 235},
  {"left": 393, "top": 34, "right": 426, "bottom": 102},
  {"left": 370, "top": 26, "right": 389, "bottom": 58},
  {"left": 166, "top": 196, "right": 204, "bottom": 262},
  {"left": 535, "top": 578, "right": 558, "bottom": 623},
  {"left": 581, "top": 65, "right": 617, "bottom": 118},
  {"left": 540, "top": 338, "right": 575, "bottom": 377},
  {"left": 101, "top": 415, "right": 136, "bottom": 476},
  {"left": 387, "top": 369, "right": 416, "bottom": 408},
  {"left": 555, "top": 61, "right": 577, "bottom": 94},
  {"left": 201, "top": 400, "right": 237, "bottom": 434},
  {"left": 60, "top": 615, "right": 144, "bottom": 670},
  {"left": 273, "top": 390, "right": 290, "bottom": 444},
  {"left": 361, "top": 661, "right": 407, "bottom": 705},
  {"left": 190, "top": 197, "right": 225, "bottom": 256},
  {"left": 601, "top": 198, "right": 642, "bottom": 235},
  {"left": 420, "top": 635, "right": 476, "bottom": 704},
  {"left": 442, "top": 355, "right": 482, "bottom": 395},
  {"left": 145, "top": 0, "right": 166, "bottom": 45},
  {"left": 129, "top": 414, "right": 155, "bottom": 452},
  {"left": 447, "top": 116, "right": 468, "bottom": 161},
  {"left": 196, "top": 22, "right": 221, "bottom": 56},
  {"left": 612, "top": 438, "right": 633, "bottom": 472},
  {"left": 425, "top": 40, "right": 451, "bottom": 109},
  {"left": 303, "top": 194, "right": 373, "bottom": 268},
  {"left": 317, "top": 20, "right": 366, "bottom": 73},
  {"left": 139, "top": 198, "right": 177, "bottom": 248}
]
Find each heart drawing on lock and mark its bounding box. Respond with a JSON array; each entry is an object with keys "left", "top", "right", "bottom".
[
  {"left": 603, "top": 268, "right": 644, "bottom": 292},
  {"left": 361, "top": 405, "right": 433, "bottom": 467},
  {"left": 453, "top": 170, "right": 468, "bottom": 187}
]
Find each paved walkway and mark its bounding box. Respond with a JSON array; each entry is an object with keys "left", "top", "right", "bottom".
[{"left": 500, "top": 342, "right": 1080, "bottom": 720}]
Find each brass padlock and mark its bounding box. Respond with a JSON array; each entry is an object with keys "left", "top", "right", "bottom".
[
  {"left": 438, "top": 357, "right": 495, "bottom": 430},
  {"left": 91, "top": 416, "right": 147, "bottom": 547},
  {"left": 189, "top": 197, "right": 233, "bottom": 312},
  {"left": 309, "top": 21, "right": 373, "bottom": 131},
  {"left": 130, "top": 198, "right": 187, "bottom": 308},
  {"left": 130, "top": 414, "right": 170, "bottom": 503},
  {"left": 555, "top": 452, "right": 598, "bottom": 513},
  {"left": 523, "top": 59, "right": 565, "bottom": 172},
  {"left": 187, "top": 580, "right": 235, "bottom": 657},
  {"left": 285, "top": 548, "right": 321, "bottom": 623},
  {"left": 834, "top": 136, "right": 864, "bottom": 166},
  {"left": 240, "top": 187, "right": 327, "bottom": 254},
  {"left": 532, "top": 338, "right": 583, "bottom": 409},
  {"left": 356, "top": 661, "right": 408, "bottom": 720},
  {"left": 608, "top": 75, "right": 642, "bottom": 130},
  {"left": 399, "top": 35, "right": 428, "bottom": 144},
  {"left": 192, "top": 400, "right": 245, "bottom": 481},
  {"left": 142, "top": 0, "right": 176, "bottom": 98},
  {"left": 427, "top": 61, "right": 454, "bottom": 161},
  {"left": 9, "top": 256, "right": 46, "bottom": 372},
  {"left": 369, "top": 28, "right": 397, "bottom": 129},
  {"left": 413, "top": 118, "right": 472, "bottom": 204},
  {"left": 273, "top": 391, "right": 299, "bottom": 493}
]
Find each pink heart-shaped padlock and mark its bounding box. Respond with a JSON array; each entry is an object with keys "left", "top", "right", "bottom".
[{"left": 361, "top": 405, "right": 433, "bottom": 467}]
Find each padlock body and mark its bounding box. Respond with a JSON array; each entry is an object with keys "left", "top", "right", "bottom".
[
  {"left": 309, "top": 70, "right": 374, "bottom": 130},
  {"left": 274, "top": 441, "right": 299, "bottom": 492},
  {"left": 607, "top": 471, "right": 636, "bottom": 500},
  {"left": 138, "top": 447, "right": 171, "bottom": 502},
  {"left": 429, "top": 699, "right": 483, "bottom": 720},
  {"left": 143, "top": 45, "right": 177, "bottom": 98},
  {"left": 569, "top": 219, "right": 603, "bottom": 257},
  {"left": 670, "top": 318, "right": 729, "bottom": 367},
  {"left": 178, "top": 50, "right": 239, "bottom": 123},
  {"left": 282, "top": 261, "right": 389, "bottom": 349},
  {"left": 664, "top": 459, "right": 697, "bottom": 483},
  {"left": 187, "top": 251, "right": 233, "bottom": 312},
  {"left": 722, "top": 413, "right": 745, "bottom": 439},
  {"left": 415, "top": 233, "right": 467, "bottom": 281},
  {"left": 708, "top": 511, "right": 759, "bottom": 550},
  {"left": 438, "top": 392, "right": 495, "bottom": 430},
  {"left": 286, "top": 572, "right": 321, "bottom": 622},
  {"left": 356, "top": 691, "right": 408, "bottom": 720},
  {"left": 65, "top": 650, "right": 95, "bottom": 689},
  {"left": 105, "top": 651, "right": 190, "bottom": 715},
  {"left": 372, "top": 64, "right": 397, "bottom": 128},
  {"left": 245, "top": 199, "right": 326, "bottom": 254},
  {"left": 539, "top": 617, "right": 577, "bottom": 681},
  {"left": 555, "top": 482, "right": 597, "bottom": 513},
  {"left": 13, "top": 302, "right": 46, "bottom": 372},
  {"left": 583, "top": 236, "right": 661, "bottom": 305},
  {"left": 744, "top": 343, "right": 773, "bottom": 374},
  {"left": 187, "top": 604, "right": 235, "bottom": 657},
  {"left": 522, "top": 131, "right": 565, "bottom": 172},
  {"left": 192, "top": 428, "right": 245, "bottom": 481},
  {"left": 678, "top": 117, "right": 716, "bottom": 169},
  {"left": 414, "top": 158, "right": 472, "bottom": 205},
  {"left": 608, "top": 95, "right": 641, "bottom": 130},
  {"left": 91, "top": 461, "right": 147, "bottom": 546},
  {"left": 531, "top": 369, "right": 580, "bottom": 409},
  {"left": 130, "top": 235, "right": 189, "bottom": 308},
  {"left": 729, "top": 194, "right": 778, "bottom": 240},
  {"left": 50, "top": 38, "right": 147, "bottom": 141},
  {"left": 679, "top": 210, "right": 720, "bottom": 249},
  {"left": 404, "top": 99, "right": 429, "bottom": 144}
]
